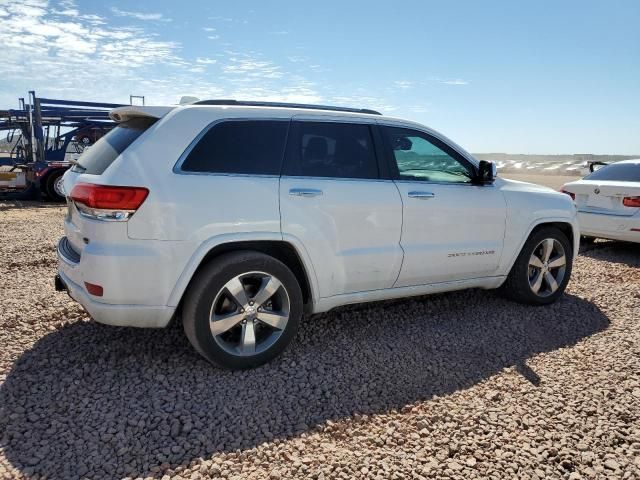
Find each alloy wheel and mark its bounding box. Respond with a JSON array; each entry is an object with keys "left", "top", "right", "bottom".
[
  {"left": 209, "top": 271, "right": 290, "bottom": 356},
  {"left": 528, "top": 238, "right": 567, "bottom": 297}
]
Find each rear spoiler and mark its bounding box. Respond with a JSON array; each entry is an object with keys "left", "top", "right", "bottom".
[
  {"left": 588, "top": 161, "right": 609, "bottom": 173},
  {"left": 109, "top": 106, "right": 174, "bottom": 123}
]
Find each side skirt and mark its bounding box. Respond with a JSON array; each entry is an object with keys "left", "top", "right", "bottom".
[{"left": 312, "top": 276, "right": 506, "bottom": 314}]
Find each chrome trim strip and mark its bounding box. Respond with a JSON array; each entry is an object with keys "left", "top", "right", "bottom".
[
  {"left": 578, "top": 208, "right": 636, "bottom": 217},
  {"left": 281, "top": 175, "right": 393, "bottom": 183},
  {"left": 394, "top": 179, "right": 494, "bottom": 187}
]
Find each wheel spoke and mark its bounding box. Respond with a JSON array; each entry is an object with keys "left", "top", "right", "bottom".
[
  {"left": 548, "top": 254, "right": 566, "bottom": 268},
  {"left": 257, "top": 310, "right": 288, "bottom": 330},
  {"left": 544, "top": 272, "right": 559, "bottom": 293},
  {"left": 240, "top": 321, "right": 256, "bottom": 354},
  {"left": 541, "top": 239, "right": 554, "bottom": 262},
  {"left": 530, "top": 271, "right": 543, "bottom": 293},
  {"left": 529, "top": 254, "right": 544, "bottom": 268},
  {"left": 252, "top": 276, "right": 282, "bottom": 307},
  {"left": 224, "top": 277, "right": 250, "bottom": 309},
  {"left": 210, "top": 312, "right": 245, "bottom": 335}
]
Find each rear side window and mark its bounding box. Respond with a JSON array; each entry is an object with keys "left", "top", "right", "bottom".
[
  {"left": 72, "top": 117, "right": 156, "bottom": 175},
  {"left": 584, "top": 163, "right": 640, "bottom": 182},
  {"left": 180, "top": 120, "right": 289, "bottom": 175},
  {"left": 283, "top": 122, "right": 379, "bottom": 179}
]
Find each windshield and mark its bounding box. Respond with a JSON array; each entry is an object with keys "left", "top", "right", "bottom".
[
  {"left": 71, "top": 117, "right": 157, "bottom": 175},
  {"left": 584, "top": 162, "right": 640, "bottom": 182}
]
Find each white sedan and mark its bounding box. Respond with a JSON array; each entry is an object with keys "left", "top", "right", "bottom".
[{"left": 562, "top": 159, "right": 640, "bottom": 243}]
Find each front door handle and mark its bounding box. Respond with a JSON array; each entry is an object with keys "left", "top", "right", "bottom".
[
  {"left": 408, "top": 191, "right": 435, "bottom": 199},
  {"left": 289, "top": 188, "right": 323, "bottom": 198}
]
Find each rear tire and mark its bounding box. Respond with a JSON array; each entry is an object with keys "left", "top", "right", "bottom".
[
  {"left": 44, "top": 170, "right": 65, "bottom": 202},
  {"left": 501, "top": 226, "right": 573, "bottom": 305},
  {"left": 183, "top": 251, "right": 303, "bottom": 369}
]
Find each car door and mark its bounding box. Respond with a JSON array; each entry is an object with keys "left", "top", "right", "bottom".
[
  {"left": 380, "top": 124, "right": 507, "bottom": 287},
  {"left": 279, "top": 118, "right": 403, "bottom": 298}
]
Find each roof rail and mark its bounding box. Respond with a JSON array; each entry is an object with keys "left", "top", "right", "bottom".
[{"left": 192, "top": 99, "right": 382, "bottom": 115}]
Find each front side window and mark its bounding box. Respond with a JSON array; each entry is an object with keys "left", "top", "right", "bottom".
[
  {"left": 180, "top": 120, "right": 288, "bottom": 175},
  {"left": 382, "top": 126, "right": 474, "bottom": 184},
  {"left": 283, "top": 121, "right": 379, "bottom": 179}
]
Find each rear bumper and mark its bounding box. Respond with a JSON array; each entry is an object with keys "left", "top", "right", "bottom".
[
  {"left": 56, "top": 237, "right": 175, "bottom": 328},
  {"left": 578, "top": 211, "right": 640, "bottom": 243}
]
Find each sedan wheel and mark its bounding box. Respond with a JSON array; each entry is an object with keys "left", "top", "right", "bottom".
[{"left": 527, "top": 238, "right": 567, "bottom": 297}]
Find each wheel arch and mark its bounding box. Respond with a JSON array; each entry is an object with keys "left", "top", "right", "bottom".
[
  {"left": 169, "top": 237, "right": 317, "bottom": 313},
  {"left": 502, "top": 218, "right": 578, "bottom": 277}
]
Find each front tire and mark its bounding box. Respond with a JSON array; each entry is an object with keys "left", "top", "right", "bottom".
[
  {"left": 501, "top": 226, "right": 573, "bottom": 305},
  {"left": 182, "top": 251, "right": 303, "bottom": 369}
]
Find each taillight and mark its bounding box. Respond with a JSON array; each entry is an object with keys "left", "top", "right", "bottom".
[
  {"left": 70, "top": 183, "right": 148, "bottom": 221},
  {"left": 560, "top": 188, "right": 575, "bottom": 201},
  {"left": 84, "top": 282, "right": 103, "bottom": 297},
  {"left": 622, "top": 196, "right": 640, "bottom": 208}
]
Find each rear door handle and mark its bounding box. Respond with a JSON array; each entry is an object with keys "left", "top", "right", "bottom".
[
  {"left": 408, "top": 191, "right": 435, "bottom": 199},
  {"left": 289, "top": 188, "right": 323, "bottom": 198}
]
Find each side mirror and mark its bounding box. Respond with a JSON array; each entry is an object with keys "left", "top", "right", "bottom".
[{"left": 476, "top": 160, "right": 496, "bottom": 184}]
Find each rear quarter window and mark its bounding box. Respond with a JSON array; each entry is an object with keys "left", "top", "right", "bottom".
[
  {"left": 72, "top": 117, "right": 156, "bottom": 175},
  {"left": 179, "top": 120, "right": 289, "bottom": 175}
]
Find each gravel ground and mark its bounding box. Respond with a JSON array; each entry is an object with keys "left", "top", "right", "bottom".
[{"left": 0, "top": 201, "right": 639, "bottom": 480}]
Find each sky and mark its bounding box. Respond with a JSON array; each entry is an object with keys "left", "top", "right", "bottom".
[{"left": 0, "top": 0, "right": 638, "bottom": 154}]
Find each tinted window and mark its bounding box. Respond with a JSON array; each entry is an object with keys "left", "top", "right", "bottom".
[
  {"left": 284, "top": 122, "right": 378, "bottom": 179},
  {"left": 72, "top": 117, "right": 156, "bottom": 175},
  {"left": 584, "top": 163, "right": 640, "bottom": 182},
  {"left": 180, "top": 120, "right": 288, "bottom": 175},
  {"left": 382, "top": 126, "right": 473, "bottom": 183}
]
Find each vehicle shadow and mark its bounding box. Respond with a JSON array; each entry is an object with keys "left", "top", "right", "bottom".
[
  {"left": 0, "top": 290, "right": 609, "bottom": 479},
  {"left": 580, "top": 240, "right": 640, "bottom": 267}
]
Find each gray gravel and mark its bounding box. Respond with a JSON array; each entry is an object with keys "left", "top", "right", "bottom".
[{"left": 0, "top": 201, "right": 639, "bottom": 480}]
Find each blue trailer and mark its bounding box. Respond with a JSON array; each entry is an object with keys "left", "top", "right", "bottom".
[{"left": 0, "top": 91, "right": 136, "bottom": 201}]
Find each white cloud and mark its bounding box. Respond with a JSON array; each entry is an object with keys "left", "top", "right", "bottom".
[
  {"left": 394, "top": 80, "right": 413, "bottom": 90},
  {"left": 222, "top": 56, "right": 283, "bottom": 79},
  {"left": 207, "top": 35, "right": 220, "bottom": 40},
  {"left": 440, "top": 79, "right": 469, "bottom": 85},
  {"left": 209, "top": 16, "right": 233, "bottom": 22},
  {"left": 110, "top": 7, "right": 169, "bottom": 22},
  {"left": 0, "top": 0, "right": 186, "bottom": 105},
  {"left": 0, "top": 0, "right": 407, "bottom": 114},
  {"left": 269, "top": 30, "right": 289, "bottom": 35},
  {"left": 196, "top": 57, "right": 217, "bottom": 65}
]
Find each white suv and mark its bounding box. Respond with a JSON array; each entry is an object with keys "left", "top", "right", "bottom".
[{"left": 56, "top": 100, "right": 579, "bottom": 369}]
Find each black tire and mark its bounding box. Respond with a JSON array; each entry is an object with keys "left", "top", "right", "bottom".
[
  {"left": 183, "top": 251, "right": 303, "bottom": 369},
  {"left": 501, "top": 226, "right": 573, "bottom": 305},
  {"left": 44, "top": 169, "right": 65, "bottom": 202}
]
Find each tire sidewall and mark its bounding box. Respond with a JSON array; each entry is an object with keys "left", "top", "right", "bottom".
[
  {"left": 515, "top": 227, "right": 573, "bottom": 305},
  {"left": 189, "top": 253, "right": 303, "bottom": 369},
  {"left": 45, "top": 170, "right": 66, "bottom": 202}
]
